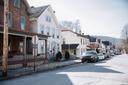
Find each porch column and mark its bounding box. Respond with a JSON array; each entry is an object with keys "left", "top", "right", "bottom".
[
  {"left": 23, "top": 36, "right": 27, "bottom": 67},
  {"left": 33, "top": 36, "right": 37, "bottom": 71},
  {"left": 2, "top": 0, "right": 9, "bottom": 79},
  {"left": 45, "top": 39, "right": 47, "bottom": 60}
]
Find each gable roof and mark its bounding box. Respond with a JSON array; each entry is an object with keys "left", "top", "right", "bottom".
[{"left": 30, "top": 5, "right": 49, "bottom": 18}]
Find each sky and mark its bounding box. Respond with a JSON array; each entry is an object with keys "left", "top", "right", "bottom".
[{"left": 27, "top": 0, "right": 128, "bottom": 38}]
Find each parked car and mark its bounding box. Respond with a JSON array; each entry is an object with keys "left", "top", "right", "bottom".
[
  {"left": 105, "top": 51, "right": 111, "bottom": 58},
  {"left": 81, "top": 51, "right": 98, "bottom": 63},
  {"left": 110, "top": 50, "right": 115, "bottom": 56},
  {"left": 97, "top": 53, "right": 105, "bottom": 60},
  {"left": 110, "top": 52, "right": 115, "bottom": 56},
  {"left": 115, "top": 51, "right": 122, "bottom": 55}
]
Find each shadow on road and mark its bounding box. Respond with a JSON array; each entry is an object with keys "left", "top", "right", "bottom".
[
  {"left": 0, "top": 73, "right": 74, "bottom": 85},
  {"left": 57, "top": 63, "right": 123, "bottom": 74}
]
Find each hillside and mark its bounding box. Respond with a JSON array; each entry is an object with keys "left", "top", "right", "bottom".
[{"left": 92, "top": 35, "right": 122, "bottom": 45}]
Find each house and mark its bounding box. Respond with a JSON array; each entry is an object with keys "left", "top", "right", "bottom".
[
  {"left": 102, "top": 41, "right": 112, "bottom": 52},
  {"left": 30, "top": 5, "right": 61, "bottom": 59},
  {"left": 0, "top": 0, "right": 48, "bottom": 67},
  {"left": 61, "top": 27, "right": 88, "bottom": 58},
  {"left": 0, "top": 0, "right": 32, "bottom": 56},
  {"left": 86, "top": 36, "right": 100, "bottom": 49}
]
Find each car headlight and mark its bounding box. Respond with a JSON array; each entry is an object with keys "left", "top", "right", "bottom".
[{"left": 91, "top": 56, "right": 94, "bottom": 58}]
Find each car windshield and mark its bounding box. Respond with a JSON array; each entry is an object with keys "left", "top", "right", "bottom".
[
  {"left": 98, "top": 53, "right": 103, "bottom": 56},
  {"left": 86, "top": 51, "right": 97, "bottom": 55}
]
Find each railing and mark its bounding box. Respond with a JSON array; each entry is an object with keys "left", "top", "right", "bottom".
[{"left": 0, "top": 54, "right": 46, "bottom": 67}]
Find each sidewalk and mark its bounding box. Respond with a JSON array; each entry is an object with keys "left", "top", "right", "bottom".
[{"left": 0, "top": 59, "right": 81, "bottom": 80}]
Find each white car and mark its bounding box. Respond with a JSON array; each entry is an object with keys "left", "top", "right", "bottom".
[{"left": 98, "top": 53, "right": 105, "bottom": 60}]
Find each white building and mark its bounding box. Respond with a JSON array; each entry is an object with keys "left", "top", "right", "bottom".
[
  {"left": 30, "top": 5, "right": 61, "bottom": 59},
  {"left": 61, "top": 27, "right": 89, "bottom": 58}
]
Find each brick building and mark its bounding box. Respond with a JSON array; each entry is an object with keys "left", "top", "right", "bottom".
[
  {"left": 0, "top": 0, "right": 33, "bottom": 56},
  {"left": 0, "top": 0, "right": 48, "bottom": 66}
]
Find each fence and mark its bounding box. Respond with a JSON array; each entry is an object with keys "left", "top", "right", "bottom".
[{"left": 0, "top": 54, "right": 48, "bottom": 79}]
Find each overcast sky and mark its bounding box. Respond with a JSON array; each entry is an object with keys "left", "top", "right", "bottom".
[{"left": 27, "top": 0, "right": 128, "bottom": 38}]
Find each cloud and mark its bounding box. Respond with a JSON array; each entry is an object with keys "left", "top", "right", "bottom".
[{"left": 27, "top": 0, "right": 128, "bottom": 38}]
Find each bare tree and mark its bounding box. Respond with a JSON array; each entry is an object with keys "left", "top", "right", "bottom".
[
  {"left": 60, "top": 20, "right": 82, "bottom": 34},
  {"left": 121, "top": 24, "right": 128, "bottom": 53}
]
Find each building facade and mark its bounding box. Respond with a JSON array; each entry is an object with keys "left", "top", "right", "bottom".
[
  {"left": 61, "top": 27, "right": 88, "bottom": 58},
  {"left": 0, "top": 0, "right": 48, "bottom": 68},
  {"left": 30, "top": 5, "right": 61, "bottom": 59},
  {"left": 0, "top": 0, "right": 32, "bottom": 56}
]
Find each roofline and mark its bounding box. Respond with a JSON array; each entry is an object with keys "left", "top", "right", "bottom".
[
  {"left": 61, "top": 29, "right": 86, "bottom": 38},
  {"left": 30, "top": 5, "right": 50, "bottom": 18}
]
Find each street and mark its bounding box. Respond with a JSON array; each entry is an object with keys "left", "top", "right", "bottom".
[{"left": 0, "top": 54, "right": 128, "bottom": 85}]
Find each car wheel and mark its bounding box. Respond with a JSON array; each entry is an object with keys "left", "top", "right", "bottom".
[
  {"left": 96, "top": 57, "right": 99, "bottom": 62},
  {"left": 92, "top": 58, "right": 96, "bottom": 63},
  {"left": 87, "top": 60, "right": 90, "bottom": 63},
  {"left": 81, "top": 58, "right": 86, "bottom": 63}
]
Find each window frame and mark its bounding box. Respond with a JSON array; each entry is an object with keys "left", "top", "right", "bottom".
[
  {"left": 20, "top": 16, "right": 26, "bottom": 30},
  {"left": 45, "top": 16, "right": 51, "bottom": 22},
  {"left": 8, "top": 12, "right": 12, "bottom": 28},
  {"left": 13, "top": 0, "right": 21, "bottom": 8}
]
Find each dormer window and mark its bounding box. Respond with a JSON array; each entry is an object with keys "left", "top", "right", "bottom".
[{"left": 13, "top": 0, "right": 21, "bottom": 8}]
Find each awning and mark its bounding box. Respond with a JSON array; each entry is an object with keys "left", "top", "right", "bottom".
[{"left": 62, "top": 44, "right": 79, "bottom": 49}]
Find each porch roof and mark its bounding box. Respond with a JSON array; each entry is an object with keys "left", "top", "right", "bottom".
[{"left": 0, "top": 28, "right": 50, "bottom": 39}]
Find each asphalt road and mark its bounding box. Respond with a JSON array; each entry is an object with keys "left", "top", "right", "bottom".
[{"left": 0, "top": 54, "right": 128, "bottom": 85}]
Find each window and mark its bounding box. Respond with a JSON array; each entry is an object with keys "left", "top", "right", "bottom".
[
  {"left": 45, "top": 16, "right": 51, "bottom": 22},
  {"left": 63, "top": 38, "right": 66, "bottom": 44},
  {"left": 46, "top": 26, "right": 50, "bottom": 35},
  {"left": 83, "top": 39, "right": 85, "bottom": 45},
  {"left": 56, "top": 30, "right": 60, "bottom": 38},
  {"left": 21, "top": 16, "right": 26, "bottom": 30},
  {"left": 81, "top": 48, "right": 82, "bottom": 55},
  {"left": 13, "top": 0, "right": 21, "bottom": 8},
  {"left": 57, "top": 36, "right": 59, "bottom": 38},
  {"left": 52, "top": 28, "right": 55, "bottom": 38},
  {"left": 81, "top": 38, "right": 82, "bottom": 45},
  {"left": 52, "top": 34, "right": 55, "bottom": 38},
  {"left": 40, "top": 25, "right": 44, "bottom": 34},
  {"left": 57, "top": 44, "right": 59, "bottom": 51},
  {"left": 8, "top": 12, "right": 12, "bottom": 28}
]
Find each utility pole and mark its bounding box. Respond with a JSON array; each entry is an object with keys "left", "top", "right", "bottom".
[{"left": 2, "top": 0, "right": 9, "bottom": 79}]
